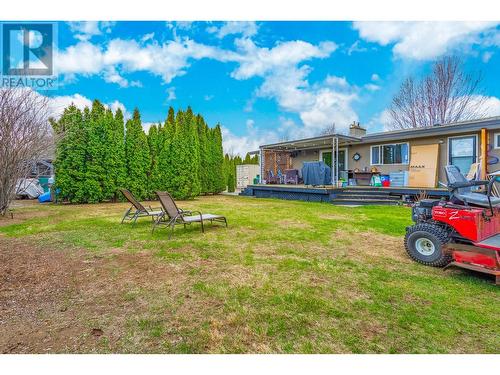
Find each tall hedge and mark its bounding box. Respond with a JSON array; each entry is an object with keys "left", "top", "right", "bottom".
[
  {"left": 125, "top": 109, "right": 151, "bottom": 200},
  {"left": 53, "top": 103, "right": 227, "bottom": 202},
  {"left": 52, "top": 105, "right": 87, "bottom": 203}
]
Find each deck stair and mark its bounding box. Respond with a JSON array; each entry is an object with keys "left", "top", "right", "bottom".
[{"left": 331, "top": 187, "right": 402, "bottom": 205}]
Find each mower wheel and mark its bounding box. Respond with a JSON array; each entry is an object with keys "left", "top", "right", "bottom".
[{"left": 404, "top": 223, "right": 452, "bottom": 267}]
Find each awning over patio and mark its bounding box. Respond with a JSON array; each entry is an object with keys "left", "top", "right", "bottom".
[{"left": 259, "top": 134, "right": 361, "bottom": 152}]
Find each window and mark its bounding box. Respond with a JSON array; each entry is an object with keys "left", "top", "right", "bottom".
[
  {"left": 494, "top": 133, "right": 500, "bottom": 149},
  {"left": 370, "top": 143, "right": 409, "bottom": 165},
  {"left": 448, "top": 135, "right": 477, "bottom": 175}
]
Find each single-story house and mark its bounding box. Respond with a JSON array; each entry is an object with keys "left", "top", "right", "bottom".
[{"left": 256, "top": 116, "right": 500, "bottom": 189}]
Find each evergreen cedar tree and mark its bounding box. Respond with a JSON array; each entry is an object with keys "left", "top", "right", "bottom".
[{"left": 51, "top": 101, "right": 255, "bottom": 202}]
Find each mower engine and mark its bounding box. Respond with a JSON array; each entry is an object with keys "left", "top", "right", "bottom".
[{"left": 411, "top": 199, "right": 441, "bottom": 223}]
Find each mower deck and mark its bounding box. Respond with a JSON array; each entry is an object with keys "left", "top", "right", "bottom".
[
  {"left": 444, "top": 261, "right": 500, "bottom": 285},
  {"left": 442, "top": 234, "right": 500, "bottom": 285}
]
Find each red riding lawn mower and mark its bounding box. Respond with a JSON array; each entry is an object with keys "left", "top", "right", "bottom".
[{"left": 405, "top": 165, "right": 500, "bottom": 285}]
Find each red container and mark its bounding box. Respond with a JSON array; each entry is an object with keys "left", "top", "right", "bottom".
[{"left": 382, "top": 179, "right": 390, "bottom": 187}]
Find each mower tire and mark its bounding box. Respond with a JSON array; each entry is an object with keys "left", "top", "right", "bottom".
[{"left": 404, "top": 223, "right": 452, "bottom": 267}]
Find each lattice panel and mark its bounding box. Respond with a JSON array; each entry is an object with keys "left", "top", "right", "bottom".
[
  {"left": 263, "top": 150, "right": 292, "bottom": 180},
  {"left": 253, "top": 189, "right": 330, "bottom": 202}
]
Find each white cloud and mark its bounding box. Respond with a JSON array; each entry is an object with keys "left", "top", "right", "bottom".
[
  {"left": 223, "top": 38, "right": 358, "bottom": 138},
  {"left": 103, "top": 66, "right": 130, "bottom": 87},
  {"left": 55, "top": 30, "right": 359, "bottom": 142},
  {"left": 364, "top": 83, "right": 380, "bottom": 92},
  {"left": 368, "top": 95, "right": 500, "bottom": 132},
  {"left": 46, "top": 93, "right": 128, "bottom": 120},
  {"left": 142, "top": 122, "right": 157, "bottom": 133},
  {"left": 221, "top": 125, "right": 278, "bottom": 157},
  {"left": 207, "top": 22, "right": 258, "bottom": 39},
  {"left": 56, "top": 38, "right": 231, "bottom": 86},
  {"left": 68, "top": 21, "right": 115, "bottom": 41},
  {"left": 246, "top": 119, "right": 255, "bottom": 129},
  {"left": 166, "top": 87, "right": 176, "bottom": 101},
  {"left": 204, "top": 94, "right": 214, "bottom": 101},
  {"left": 298, "top": 87, "right": 358, "bottom": 136},
  {"left": 141, "top": 32, "right": 155, "bottom": 43},
  {"left": 367, "top": 109, "right": 393, "bottom": 132},
  {"left": 48, "top": 93, "right": 93, "bottom": 118},
  {"left": 346, "top": 40, "right": 367, "bottom": 55},
  {"left": 57, "top": 42, "right": 104, "bottom": 75},
  {"left": 471, "top": 95, "right": 500, "bottom": 117},
  {"left": 482, "top": 51, "right": 493, "bottom": 63},
  {"left": 254, "top": 69, "right": 359, "bottom": 136},
  {"left": 230, "top": 38, "right": 337, "bottom": 79},
  {"left": 353, "top": 21, "right": 499, "bottom": 60},
  {"left": 371, "top": 73, "right": 380, "bottom": 81}
]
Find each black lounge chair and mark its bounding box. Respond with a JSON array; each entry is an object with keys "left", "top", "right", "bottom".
[
  {"left": 120, "top": 189, "right": 163, "bottom": 225},
  {"left": 152, "top": 191, "right": 228, "bottom": 238}
]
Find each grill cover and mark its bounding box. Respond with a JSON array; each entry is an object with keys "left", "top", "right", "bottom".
[{"left": 302, "top": 161, "right": 331, "bottom": 185}]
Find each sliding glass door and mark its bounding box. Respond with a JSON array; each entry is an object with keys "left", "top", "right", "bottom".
[
  {"left": 321, "top": 150, "right": 347, "bottom": 171},
  {"left": 448, "top": 135, "right": 477, "bottom": 175}
]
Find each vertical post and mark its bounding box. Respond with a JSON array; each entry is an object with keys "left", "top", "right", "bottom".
[
  {"left": 331, "top": 137, "right": 335, "bottom": 185},
  {"left": 481, "top": 128, "right": 487, "bottom": 179},
  {"left": 335, "top": 136, "right": 339, "bottom": 186},
  {"left": 259, "top": 147, "right": 263, "bottom": 184}
]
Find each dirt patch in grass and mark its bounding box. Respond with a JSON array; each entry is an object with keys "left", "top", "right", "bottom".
[
  {"left": 0, "top": 210, "right": 52, "bottom": 227},
  {"left": 331, "top": 229, "right": 407, "bottom": 262},
  {"left": 0, "top": 236, "right": 194, "bottom": 353},
  {"left": 277, "top": 219, "right": 313, "bottom": 230}
]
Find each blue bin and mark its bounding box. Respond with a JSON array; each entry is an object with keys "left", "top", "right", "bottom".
[{"left": 38, "top": 191, "right": 52, "bottom": 203}]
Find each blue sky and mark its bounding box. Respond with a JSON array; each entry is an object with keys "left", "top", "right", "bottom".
[{"left": 44, "top": 21, "right": 500, "bottom": 155}]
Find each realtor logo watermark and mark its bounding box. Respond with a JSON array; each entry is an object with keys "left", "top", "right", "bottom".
[{"left": 1, "top": 22, "right": 57, "bottom": 89}]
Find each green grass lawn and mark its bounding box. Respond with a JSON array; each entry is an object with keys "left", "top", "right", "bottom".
[{"left": 0, "top": 195, "right": 498, "bottom": 353}]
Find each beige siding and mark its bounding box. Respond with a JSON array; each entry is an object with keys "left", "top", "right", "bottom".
[
  {"left": 348, "top": 132, "right": 481, "bottom": 185},
  {"left": 291, "top": 149, "right": 320, "bottom": 177},
  {"left": 288, "top": 130, "right": 492, "bottom": 186}
]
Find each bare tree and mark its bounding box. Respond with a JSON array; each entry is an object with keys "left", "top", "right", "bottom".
[
  {"left": 0, "top": 88, "right": 52, "bottom": 216},
  {"left": 389, "top": 56, "right": 488, "bottom": 129},
  {"left": 320, "top": 123, "right": 337, "bottom": 135}
]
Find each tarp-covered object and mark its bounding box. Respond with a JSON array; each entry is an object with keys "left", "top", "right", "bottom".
[
  {"left": 302, "top": 161, "right": 332, "bottom": 185},
  {"left": 16, "top": 178, "right": 44, "bottom": 199}
]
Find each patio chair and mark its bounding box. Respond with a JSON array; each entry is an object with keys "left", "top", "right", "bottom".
[
  {"left": 152, "top": 191, "right": 228, "bottom": 238},
  {"left": 120, "top": 189, "right": 163, "bottom": 225},
  {"left": 267, "top": 170, "right": 279, "bottom": 184},
  {"left": 285, "top": 169, "right": 299, "bottom": 184}
]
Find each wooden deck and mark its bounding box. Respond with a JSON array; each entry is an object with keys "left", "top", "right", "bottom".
[{"left": 240, "top": 184, "right": 449, "bottom": 205}]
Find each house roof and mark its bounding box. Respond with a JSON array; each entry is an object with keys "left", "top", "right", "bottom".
[{"left": 258, "top": 116, "right": 500, "bottom": 151}]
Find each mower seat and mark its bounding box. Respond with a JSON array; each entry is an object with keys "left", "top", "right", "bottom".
[{"left": 445, "top": 165, "right": 500, "bottom": 208}]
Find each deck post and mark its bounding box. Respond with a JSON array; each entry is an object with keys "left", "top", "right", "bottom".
[
  {"left": 335, "top": 136, "right": 339, "bottom": 186},
  {"left": 481, "top": 128, "right": 487, "bottom": 179},
  {"left": 259, "top": 147, "right": 263, "bottom": 183},
  {"left": 331, "top": 137, "right": 335, "bottom": 185}
]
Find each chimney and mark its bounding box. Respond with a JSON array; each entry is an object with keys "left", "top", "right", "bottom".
[{"left": 348, "top": 121, "right": 366, "bottom": 138}]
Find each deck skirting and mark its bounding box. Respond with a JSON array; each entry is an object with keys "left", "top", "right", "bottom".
[{"left": 240, "top": 184, "right": 449, "bottom": 205}]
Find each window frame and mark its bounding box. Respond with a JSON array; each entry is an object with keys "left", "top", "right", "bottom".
[
  {"left": 494, "top": 132, "right": 500, "bottom": 149},
  {"left": 370, "top": 142, "right": 409, "bottom": 166},
  {"left": 447, "top": 134, "right": 478, "bottom": 167}
]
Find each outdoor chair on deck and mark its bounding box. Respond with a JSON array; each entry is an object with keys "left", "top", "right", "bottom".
[
  {"left": 285, "top": 169, "right": 299, "bottom": 184},
  {"left": 267, "top": 170, "right": 279, "bottom": 184},
  {"left": 120, "top": 189, "right": 163, "bottom": 225},
  {"left": 152, "top": 191, "right": 228, "bottom": 238}
]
